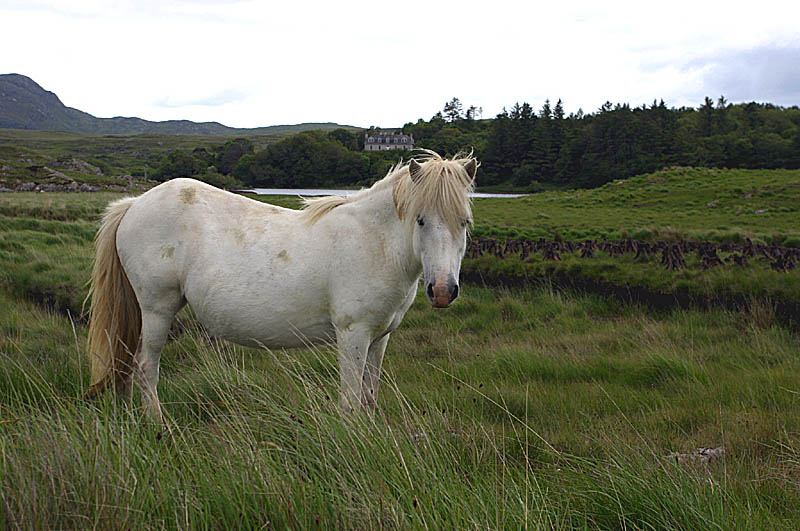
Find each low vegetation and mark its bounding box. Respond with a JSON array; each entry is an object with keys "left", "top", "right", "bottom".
[{"left": 0, "top": 128, "right": 300, "bottom": 189}]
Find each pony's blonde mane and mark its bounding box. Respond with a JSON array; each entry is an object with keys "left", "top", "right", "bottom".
[{"left": 301, "top": 150, "right": 476, "bottom": 233}]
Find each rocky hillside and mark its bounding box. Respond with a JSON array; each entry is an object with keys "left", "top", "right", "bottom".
[{"left": 0, "top": 74, "right": 355, "bottom": 136}]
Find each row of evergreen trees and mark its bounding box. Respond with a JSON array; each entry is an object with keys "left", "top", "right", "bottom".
[
  {"left": 405, "top": 97, "right": 800, "bottom": 189},
  {"left": 408, "top": 97, "right": 800, "bottom": 189},
  {"left": 153, "top": 96, "right": 800, "bottom": 190}
]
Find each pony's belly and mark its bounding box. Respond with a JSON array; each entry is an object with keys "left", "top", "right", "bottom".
[
  {"left": 195, "top": 306, "right": 335, "bottom": 349},
  {"left": 222, "top": 320, "right": 335, "bottom": 349},
  {"left": 184, "top": 267, "right": 334, "bottom": 349}
]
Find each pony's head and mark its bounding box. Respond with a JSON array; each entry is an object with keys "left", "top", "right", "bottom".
[{"left": 393, "top": 151, "right": 477, "bottom": 308}]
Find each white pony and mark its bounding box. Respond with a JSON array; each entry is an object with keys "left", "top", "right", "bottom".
[{"left": 86, "top": 151, "right": 477, "bottom": 420}]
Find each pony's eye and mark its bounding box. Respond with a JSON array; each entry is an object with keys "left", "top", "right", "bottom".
[
  {"left": 416, "top": 216, "right": 424, "bottom": 226},
  {"left": 461, "top": 218, "right": 471, "bottom": 227}
]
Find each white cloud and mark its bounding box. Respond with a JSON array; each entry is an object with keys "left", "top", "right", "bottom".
[
  {"left": 684, "top": 46, "right": 800, "bottom": 106},
  {"left": 154, "top": 88, "right": 249, "bottom": 108},
  {"left": 2, "top": 0, "right": 799, "bottom": 127}
]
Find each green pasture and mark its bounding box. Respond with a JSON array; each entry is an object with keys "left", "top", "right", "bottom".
[
  {"left": 464, "top": 167, "right": 800, "bottom": 317},
  {"left": 1, "top": 169, "right": 800, "bottom": 528},
  {"left": 472, "top": 166, "right": 800, "bottom": 246}
]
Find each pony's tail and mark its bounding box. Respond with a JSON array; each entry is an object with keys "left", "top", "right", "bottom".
[{"left": 85, "top": 197, "right": 141, "bottom": 399}]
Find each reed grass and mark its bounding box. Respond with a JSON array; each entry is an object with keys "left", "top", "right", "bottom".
[{"left": 2, "top": 286, "right": 799, "bottom": 528}]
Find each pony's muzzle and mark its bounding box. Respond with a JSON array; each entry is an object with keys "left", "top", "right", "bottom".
[{"left": 426, "top": 278, "right": 459, "bottom": 308}]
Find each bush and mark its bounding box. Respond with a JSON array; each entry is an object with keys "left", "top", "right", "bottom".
[
  {"left": 195, "top": 166, "right": 244, "bottom": 190},
  {"left": 152, "top": 150, "right": 203, "bottom": 181},
  {"left": 215, "top": 138, "right": 254, "bottom": 175}
]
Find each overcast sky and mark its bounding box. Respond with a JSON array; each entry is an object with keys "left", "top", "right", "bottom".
[{"left": 2, "top": 0, "right": 799, "bottom": 128}]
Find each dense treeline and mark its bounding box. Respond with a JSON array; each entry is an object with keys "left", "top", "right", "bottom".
[
  {"left": 405, "top": 97, "right": 800, "bottom": 189},
  {"left": 151, "top": 96, "right": 800, "bottom": 190},
  {"left": 231, "top": 130, "right": 401, "bottom": 188},
  {"left": 152, "top": 130, "right": 402, "bottom": 189},
  {"left": 151, "top": 137, "right": 254, "bottom": 188}
]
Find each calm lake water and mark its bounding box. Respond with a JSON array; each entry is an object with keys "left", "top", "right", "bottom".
[{"left": 242, "top": 188, "right": 527, "bottom": 198}]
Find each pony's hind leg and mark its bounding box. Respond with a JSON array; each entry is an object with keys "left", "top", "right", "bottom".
[{"left": 134, "top": 305, "right": 180, "bottom": 423}]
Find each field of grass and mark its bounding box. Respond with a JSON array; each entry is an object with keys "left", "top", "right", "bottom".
[
  {"left": 1, "top": 170, "right": 800, "bottom": 527},
  {"left": 472, "top": 167, "right": 800, "bottom": 246},
  {"left": 3, "top": 281, "right": 800, "bottom": 528},
  {"left": 462, "top": 167, "right": 800, "bottom": 323}
]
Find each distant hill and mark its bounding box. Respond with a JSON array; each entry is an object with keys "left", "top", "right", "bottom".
[{"left": 0, "top": 74, "right": 359, "bottom": 136}]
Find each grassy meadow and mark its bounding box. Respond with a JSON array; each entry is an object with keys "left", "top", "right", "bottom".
[
  {"left": 1, "top": 168, "right": 800, "bottom": 528},
  {"left": 472, "top": 166, "right": 800, "bottom": 245},
  {"left": 465, "top": 167, "right": 800, "bottom": 323}
]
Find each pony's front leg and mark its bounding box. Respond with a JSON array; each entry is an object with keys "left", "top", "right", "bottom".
[
  {"left": 362, "top": 334, "right": 389, "bottom": 413},
  {"left": 335, "top": 324, "right": 372, "bottom": 414}
]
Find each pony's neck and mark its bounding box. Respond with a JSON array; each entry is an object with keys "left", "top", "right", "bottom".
[{"left": 353, "top": 183, "right": 421, "bottom": 281}]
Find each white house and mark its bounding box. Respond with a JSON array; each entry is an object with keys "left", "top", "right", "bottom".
[{"left": 364, "top": 130, "right": 415, "bottom": 151}]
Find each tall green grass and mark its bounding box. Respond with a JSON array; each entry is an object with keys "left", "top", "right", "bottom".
[{"left": 2, "top": 286, "right": 799, "bottom": 528}]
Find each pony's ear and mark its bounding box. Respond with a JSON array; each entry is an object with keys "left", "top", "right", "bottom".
[
  {"left": 409, "top": 160, "right": 423, "bottom": 183},
  {"left": 463, "top": 159, "right": 477, "bottom": 182}
]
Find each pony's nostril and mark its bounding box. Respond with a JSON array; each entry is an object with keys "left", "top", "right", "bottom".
[
  {"left": 426, "top": 282, "right": 435, "bottom": 300},
  {"left": 450, "top": 284, "right": 459, "bottom": 302}
]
